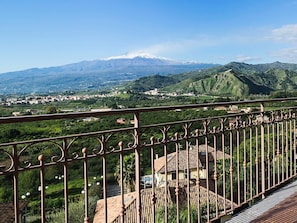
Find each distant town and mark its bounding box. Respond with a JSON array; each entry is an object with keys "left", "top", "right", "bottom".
[{"left": 0, "top": 89, "right": 197, "bottom": 107}]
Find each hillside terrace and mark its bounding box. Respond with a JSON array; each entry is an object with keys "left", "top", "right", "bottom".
[{"left": 0, "top": 97, "right": 296, "bottom": 222}]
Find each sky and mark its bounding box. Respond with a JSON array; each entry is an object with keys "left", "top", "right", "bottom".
[{"left": 1, "top": 0, "right": 297, "bottom": 73}]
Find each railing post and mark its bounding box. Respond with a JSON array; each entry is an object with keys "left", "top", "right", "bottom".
[
  {"left": 260, "top": 103, "right": 265, "bottom": 199},
  {"left": 134, "top": 112, "right": 142, "bottom": 222}
]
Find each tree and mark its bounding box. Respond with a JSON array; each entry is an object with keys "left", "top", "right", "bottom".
[
  {"left": 114, "top": 153, "right": 136, "bottom": 192},
  {"left": 45, "top": 106, "right": 57, "bottom": 114}
]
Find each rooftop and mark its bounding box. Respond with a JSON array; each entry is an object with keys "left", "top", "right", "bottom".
[{"left": 0, "top": 202, "right": 28, "bottom": 223}]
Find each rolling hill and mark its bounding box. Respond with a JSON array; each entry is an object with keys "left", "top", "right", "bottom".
[{"left": 126, "top": 61, "right": 297, "bottom": 97}]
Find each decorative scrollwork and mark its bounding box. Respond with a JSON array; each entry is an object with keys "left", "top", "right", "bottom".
[
  {"left": 0, "top": 149, "right": 14, "bottom": 173},
  {"left": 160, "top": 126, "right": 170, "bottom": 143},
  {"left": 202, "top": 119, "right": 211, "bottom": 134},
  {"left": 93, "top": 134, "right": 113, "bottom": 155},
  {"left": 92, "top": 144, "right": 104, "bottom": 155},
  {"left": 219, "top": 118, "right": 226, "bottom": 132},
  {"left": 71, "top": 152, "right": 79, "bottom": 160}
]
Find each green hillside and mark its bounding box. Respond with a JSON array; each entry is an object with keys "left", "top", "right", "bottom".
[
  {"left": 126, "top": 61, "right": 297, "bottom": 97},
  {"left": 126, "top": 74, "right": 178, "bottom": 92}
]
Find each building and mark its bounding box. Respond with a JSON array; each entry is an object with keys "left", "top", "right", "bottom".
[{"left": 154, "top": 145, "right": 229, "bottom": 187}]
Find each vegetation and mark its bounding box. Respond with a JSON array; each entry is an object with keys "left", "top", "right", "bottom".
[
  {"left": 155, "top": 203, "right": 217, "bottom": 223},
  {"left": 48, "top": 196, "right": 98, "bottom": 223},
  {"left": 126, "top": 74, "right": 178, "bottom": 92},
  {"left": 114, "top": 153, "right": 136, "bottom": 192},
  {"left": 156, "top": 205, "right": 199, "bottom": 223},
  {"left": 125, "top": 61, "right": 297, "bottom": 98}
]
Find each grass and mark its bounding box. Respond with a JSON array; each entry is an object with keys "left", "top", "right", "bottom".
[
  {"left": 27, "top": 176, "right": 101, "bottom": 217},
  {"left": 46, "top": 176, "right": 101, "bottom": 197}
]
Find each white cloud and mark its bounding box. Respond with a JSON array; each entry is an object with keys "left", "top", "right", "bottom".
[
  {"left": 271, "top": 47, "right": 297, "bottom": 62},
  {"left": 104, "top": 51, "right": 164, "bottom": 60},
  {"left": 235, "top": 55, "right": 260, "bottom": 63},
  {"left": 133, "top": 36, "right": 218, "bottom": 56},
  {"left": 271, "top": 24, "right": 297, "bottom": 42}
]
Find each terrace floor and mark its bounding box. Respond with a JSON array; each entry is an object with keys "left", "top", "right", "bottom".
[{"left": 226, "top": 179, "right": 297, "bottom": 223}]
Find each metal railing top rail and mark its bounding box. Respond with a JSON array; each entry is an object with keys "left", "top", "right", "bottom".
[{"left": 0, "top": 97, "right": 296, "bottom": 124}]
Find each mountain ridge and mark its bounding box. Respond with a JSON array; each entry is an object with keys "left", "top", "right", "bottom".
[
  {"left": 127, "top": 61, "right": 297, "bottom": 97},
  {"left": 2, "top": 56, "right": 297, "bottom": 97},
  {"left": 0, "top": 56, "right": 217, "bottom": 95}
]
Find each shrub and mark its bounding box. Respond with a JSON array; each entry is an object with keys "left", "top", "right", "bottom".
[
  {"left": 47, "top": 196, "right": 98, "bottom": 223},
  {"left": 156, "top": 204, "right": 198, "bottom": 223}
]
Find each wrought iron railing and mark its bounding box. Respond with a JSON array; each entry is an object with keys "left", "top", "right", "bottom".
[{"left": 0, "top": 98, "right": 297, "bottom": 222}]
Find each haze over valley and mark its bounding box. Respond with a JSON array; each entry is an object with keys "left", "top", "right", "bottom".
[{"left": 0, "top": 55, "right": 217, "bottom": 95}]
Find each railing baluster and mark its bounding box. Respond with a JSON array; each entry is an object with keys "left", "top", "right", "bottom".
[
  {"left": 267, "top": 124, "right": 271, "bottom": 190},
  {"left": 281, "top": 119, "right": 284, "bottom": 183},
  {"left": 277, "top": 121, "right": 280, "bottom": 184},
  {"left": 260, "top": 103, "right": 265, "bottom": 198},
  {"left": 174, "top": 133, "right": 180, "bottom": 223},
  {"left": 13, "top": 145, "right": 20, "bottom": 223},
  {"left": 185, "top": 123, "right": 191, "bottom": 223},
  {"left": 285, "top": 115, "right": 289, "bottom": 180},
  {"left": 102, "top": 139, "right": 107, "bottom": 223},
  {"left": 63, "top": 139, "right": 69, "bottom": 223},
  {"left": 38, "top": 155, "right": 46, "bottom": 223},
  {"left": 289, "top": 111, "right": 293, "bottom": 178},
  {"left": 272, "top": 118, "right": 276, "bottom": 187},
  {"left": 255, "top": 126, "right": 259, "bottom": 196},
  {"left": 220, "top": 119, "right": 226, "bottom": 214},
  {"left": 203, "top": 120, "right": 210, "bottom": 223},
  {"left": 293, "top": 115, "right": 297, "bottom": 176},
  {"left": 213, "top": 128, "right": 218, "bottom": 218},
  {"left": 150, "top": 136, "right": 156, "bottom": 223},
  {"left": 249, "top": 126, "right": 253, "bottom": 200},
  {"left": 82, "top": 148, "right": 89, "bottom": 223},
  {"left": 164, "top": 141, "right": 168, "bottom": 223},
  {"left": 118, "top": 142, "right": 125, "bottom": 223},
  {"left": 133, "top": 112, "right": 142, "bottom": 223},
  {"left": 229, "top": 127, "right": 234, "bottom": 209},
  {"left": 243, "top": 123, "right": 247, "bottom": 203},
  {"left": 195, "top": 130, "right": 201, "bottom": 223},
  {"left": 236, "top": 116, "right": 241, "bottom": 204}
]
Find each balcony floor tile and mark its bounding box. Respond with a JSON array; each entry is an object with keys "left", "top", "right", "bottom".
[{"left": 226, "top": 179, "right": 297, "bottom": 223}]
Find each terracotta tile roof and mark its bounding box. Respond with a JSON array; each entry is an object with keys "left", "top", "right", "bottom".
[
  {"left": 155, "top": 145, "right": 229, "bottom": 173},
  {"left": 0, "top": 201, "right": 28, "bottom": 223},
  {"left": 157, "top": 148, "right": 203, "bottom": 173},
  {"left": 93, "top": 182, "right": 237, "bottom": 223},
  {"left": 154, "top": 153, "right": 175, "bottom": 172},
  {"left": 93, "top": 192, "right": 136, "bottom": 223}
]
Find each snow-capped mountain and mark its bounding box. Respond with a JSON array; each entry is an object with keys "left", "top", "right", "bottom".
[
  {"left": 103, "top": 52, "right": 179, "bottom": 63},
  {"left": 104, "top": 52, "right": 166, "bottom": 60},
  {"left": 0, "top": 55, "right": 217, "bottom": 95}
]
